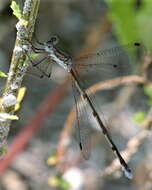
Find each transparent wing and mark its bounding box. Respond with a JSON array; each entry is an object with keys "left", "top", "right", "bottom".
[
  {"left": 73, "top": 42, "right": 144, "bottom": 86},
  {"left": 72, "top": 78, "right": 96, "bottom": 159},
  {"left": 70, "top": 42, "right": 144, "bottom": 160},
  {"left": 26, "top": 53, "right": 53, "bottom": 79},
  {"left": 75, "top": 42, "right": 141, "bottom": 62}
]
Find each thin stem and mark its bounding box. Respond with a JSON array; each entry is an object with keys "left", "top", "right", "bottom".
[{"left": 0, "top": 0, "right": 40, "bottom": 152}]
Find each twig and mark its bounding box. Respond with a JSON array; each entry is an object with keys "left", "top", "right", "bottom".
[{"left": 0, "top": 0, "right": 40, "bottom": 151}]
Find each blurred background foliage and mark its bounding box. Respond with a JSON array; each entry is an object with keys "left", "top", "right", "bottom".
[
  {"left": 106, "top": 0, "right": 152, "bottom": 51},
  {"left": 0, "top": 0, "right": 152, "bottom": 190}
]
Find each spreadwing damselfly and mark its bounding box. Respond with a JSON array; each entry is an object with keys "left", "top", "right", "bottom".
[{"left": 25, "top": 36, "right": 143, "bottom": 179}]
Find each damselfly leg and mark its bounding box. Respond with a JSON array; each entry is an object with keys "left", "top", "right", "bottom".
[{"left": 24, "top": 41, "right": 53, "bottom": 78}]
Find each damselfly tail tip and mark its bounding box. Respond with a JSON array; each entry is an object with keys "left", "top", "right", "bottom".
[{"left": 122, "top": 167, "right": 133, "bottom": 179}]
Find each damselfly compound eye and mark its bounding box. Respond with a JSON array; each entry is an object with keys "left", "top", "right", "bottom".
[
  {"left": 49, "top": 36, "right": 59, "bottom": 45},
  {"left": 47, "top": 44, "right": 51, "bottom": 49}
]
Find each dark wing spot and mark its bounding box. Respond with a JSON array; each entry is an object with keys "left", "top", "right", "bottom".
[
  {"left": 113, "top": 64, "right": 118, "bottom": 68},
  {"left": 79, "top": 143, "right": 82, "bottom": 150},
  {"left": 134, "top": 42, "right": 140, "bottom": 46}
]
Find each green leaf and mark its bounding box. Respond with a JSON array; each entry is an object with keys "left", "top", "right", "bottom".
[
  {"left": 15, "top": 87, "right": 26, "bottom": 111},
  {"left": 60, "top": 178, "right": 71, "bottom": 190},
  {"left": 148, "top": 99, "right": 152, "bottom": 106},
  {"left": 30, "top": 53, "right": 40, "bottom": 59},
  {"left": 48, "top": 176, "right": 70, "bottom": 190},
  {"left": 23, "top": 53, "right": 40, "bottom": 66},
  {"left": 105, "top": 0, "right": 140, "bottom": 44},
  {"left": 144, "top": 85, "right": 152, "bottom": 106},
  {"left": 133, "top": 111, "right": 146, "bottom": 124},
  {"left": 0, "top": 71, "right": 7, "bottom": 78},
  {"left": 144, "top": 85, "right": 152, "bottom": 98},
  {"left": 137, "top": 0, "right": 152, "bottom": 51},
  {"left": 10, "top": 1, "right": 22, "bottom": 19},
  {"left": 0, "top": 145, "right": 8, "bottom": 156},
  {"left": 105, "top": 0, "right": 152, "bottom": 52}
]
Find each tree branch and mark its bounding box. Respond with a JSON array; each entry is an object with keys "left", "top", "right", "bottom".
[{"left": 0, "top": 0, "right": 40, "bottom": 153}]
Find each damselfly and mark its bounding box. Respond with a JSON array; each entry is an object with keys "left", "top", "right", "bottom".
[{"left": 25, "top": 36, "right": 143, "bottom": 179}]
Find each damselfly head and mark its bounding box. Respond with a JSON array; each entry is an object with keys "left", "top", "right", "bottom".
[
  {"left": 44, "top": 36, "right": 59, "bottom": 52},
  {"left": 47, "top": 36, "right": 59, "bottom": 46}
]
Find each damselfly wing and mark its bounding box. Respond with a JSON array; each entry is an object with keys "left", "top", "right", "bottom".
[{"left": 25, "top": 36, "right": 144, "bottom": 179}]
